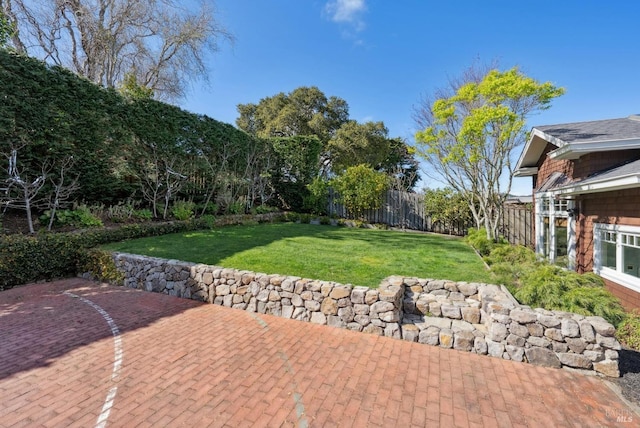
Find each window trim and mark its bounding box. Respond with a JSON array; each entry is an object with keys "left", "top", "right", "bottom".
[
  {"left": 535, "top": 192, "right": 575, "bottom": 266},
  {"left": 593, "top": 223, "right": 640, "bottom": 293}
]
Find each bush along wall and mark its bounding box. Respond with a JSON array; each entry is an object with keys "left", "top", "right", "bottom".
[
  {"left": 0, "top": 212, "right": 284, "bottom": 291},
  {"left": 108, "top": 253, "right": 623, "bottom": 377}
]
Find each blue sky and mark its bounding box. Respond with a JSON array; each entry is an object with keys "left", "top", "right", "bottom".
[{"left": 181, "top": 0, "right": 640, "bottom": 195}]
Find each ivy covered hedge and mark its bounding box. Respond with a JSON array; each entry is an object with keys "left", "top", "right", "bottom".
[
  {"left": 0, "top": 50, "right": 320, "bottom": 214},
  {"left": 0, "top": 213, "right": 285, "bottom": 291}
]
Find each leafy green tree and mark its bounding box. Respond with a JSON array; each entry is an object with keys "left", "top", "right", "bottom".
[
  {"left": 328, "top": 121, "right": 392, "bottom": 172},
  {"left": 269, "top": 136, "right": 322, "bottom": 211},
  {"left": 414, "top": 65, "right": 564, "bottom": 240},
  {"left": 237, "top": 86, "right": 349, "bottom": 142},
  {"left": 238, "top": 86, "right": 420, "bottom": 188},
  {"left": 331, "top": 164, "right": 389, "bottom": 220},
  {"left": 304, "top": 176, "right": 330, "bottom": 215},
  {"left": 423, "top": 187, "right": 472, "bottom": 234},
  {"left": 329, "top": 121, "right": 419, "bottom": 189}
]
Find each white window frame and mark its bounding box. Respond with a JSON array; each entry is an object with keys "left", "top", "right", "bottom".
[
  {"left": 593, "top": 223, "right": 640, "bottom": 293},
  {"left": 535, "top": 192, "right": 575, "bottom": 267}
]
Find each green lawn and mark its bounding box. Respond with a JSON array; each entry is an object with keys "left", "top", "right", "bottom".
[{"left": 103, "top": 222, "right": 492, "bottom": 287}]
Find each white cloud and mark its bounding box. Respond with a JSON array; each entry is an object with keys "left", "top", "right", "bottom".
[{"left": 325, "top": 0, "right": 367, "bottom": 30}]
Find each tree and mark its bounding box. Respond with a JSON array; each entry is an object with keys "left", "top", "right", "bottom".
[
  {"left": 237, "top": 86, "right": 349, "bottom": 143},
  {"left": 1, "top": 149, "right": 45, "bottom": 233},
  {"left": 237, "top": 86, "right": 350, "bottom": 176},
  {"left": 237, "top": 86, "right": 420, "bottom": 187},
  {"left": 328, "top": 121, "right": 419, "bottom": 189},
  {"left": 414, "top": 65, "right": 564, "bottom": 240},
  {"left": 328, "top": 120, "right": 392, "bottom": 172},
  {"left": 423, "top": 187, "right": 472, "bottom": 234},
  {"left": 331, "top": 164, "right": 389, "bottom": 220},
  {"left": 1, "top": 0, "right": 231, "bottom": 100}
]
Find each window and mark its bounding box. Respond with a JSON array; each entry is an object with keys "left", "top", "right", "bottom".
[
  {"left": 594, "top": 224, "right": 640, "bottom": 292},
  {"left": 535, "top": 193, "right": 574, "bottom": 264}
]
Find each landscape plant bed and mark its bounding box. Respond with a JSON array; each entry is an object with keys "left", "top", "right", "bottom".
[{"left": 102, "top": 222, "right": 492, "bottom": 287}]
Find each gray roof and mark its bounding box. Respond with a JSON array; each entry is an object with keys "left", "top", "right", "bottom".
[
  {"left": 536, "top": 115, "right": 640, "bottom": 144},
  {"left": 577, "top": 158, "right": 640, "bottom": 185}
]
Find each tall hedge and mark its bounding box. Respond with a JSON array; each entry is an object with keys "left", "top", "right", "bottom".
[{"left": 0, "top": 50, "right": 263, "bottom": 206}]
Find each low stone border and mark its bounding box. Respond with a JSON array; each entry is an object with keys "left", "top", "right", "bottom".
[{"left": 108, "top": 253, "right": 622, "bottom": 377}]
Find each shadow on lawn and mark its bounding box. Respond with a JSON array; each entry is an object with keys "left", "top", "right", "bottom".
[{"left": 107, "top": 222, "right": 473, "bottom": 267}]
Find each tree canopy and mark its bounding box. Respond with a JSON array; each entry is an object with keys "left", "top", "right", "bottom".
[
  {"left": 237, "top": 86, "right": 419, "bottom": 189},
  {"left": 1, "top": 0, "right": 231, "bottom": 100},
  {"left": 414, "top": 65, "right": 564, "bottom": 240}
]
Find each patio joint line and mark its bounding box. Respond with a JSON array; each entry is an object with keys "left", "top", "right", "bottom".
[
  {"left": 249, "top": 312, "right": 309, "bottom": 428},
  {"left": 64, "top": 291, "right": 123, "bottom": 428}
]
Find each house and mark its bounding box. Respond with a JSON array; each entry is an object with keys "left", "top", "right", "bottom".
[{"left": 515, "top": 115, "right": 640, "bottom": 310}]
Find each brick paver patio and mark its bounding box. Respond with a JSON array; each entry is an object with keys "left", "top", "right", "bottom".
[{"left": 1, "top": 278, "right": 638, "bottom": 427}]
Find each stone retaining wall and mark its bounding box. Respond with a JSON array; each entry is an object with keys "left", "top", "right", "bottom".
[{"left": 110, "top": 253, "right": 622, "bottom": 377}]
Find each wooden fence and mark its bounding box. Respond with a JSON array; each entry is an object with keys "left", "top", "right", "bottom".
[
  {"left": 328, "top": 189, "right": 533, "bottom": 247},
  {"left": 499, "top": 204, "right": 533, "bottom": 247}
]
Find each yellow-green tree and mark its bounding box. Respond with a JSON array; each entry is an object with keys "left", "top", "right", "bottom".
[
  {"left": 331, "top": 164, "right": 389, "bottom": 220},
  {"left": 415, "top": 66, "right": 564, "bottom": 240}
]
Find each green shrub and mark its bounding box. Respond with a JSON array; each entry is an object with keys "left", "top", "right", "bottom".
[
  {"left": 466, "top": 227, "right": 506, "bottom": 256},
  {"left": 0, "top": 233, "right": 85, "bottom": 290},
  {"left": 304, "top": 177, "right": 330, "bottom": 215},
  {"left": 193, "top": 214, "right": 216, "bottom": 230},
  {"left": 171, "top": 200, "right": 196, "bottom": 221},
  {"left": 252, "top": 205, "right": 278, "bottom": 214},
  {"left": 75, "top": 206, "right": 104, "bottom": 228},
  {"left": 197, "top": 202, "right": 219, "bottom": 215},
  {"left": 485, "top": 245, "right": 540, "bottom": 292},
  {"left": 617, "top": 312, "right": 640, "bottom": 351},
  {"left": 515, "top": 265, "right": 626, "bottom": 326},
  {"left": 40, "top": 205, "right": 103, "bottom": 229},
  {"left": 80, "top": 249, "right": 124, "bottom": 285},
  {"left": 319, "top": 216, "right": 331, "bottom": 225},
  {"left": 299, "top": 213, "right": 312, "bottom": 224},
  {"left": 133, "top": 209, "right": 153, "bottom": 221},
  {"left": 226, "top": 201, "right": 245, "bottom": 215},
  {"left": 331, "top": 164, "right": 388, "bottom": 220}
]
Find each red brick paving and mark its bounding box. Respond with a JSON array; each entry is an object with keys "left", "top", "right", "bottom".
[{"left": 0, "top": 278, "right": 638, "bottom": 427}]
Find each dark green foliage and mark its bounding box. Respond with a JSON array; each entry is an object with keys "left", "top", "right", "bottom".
[
  {"left": 133, "top": 209, "right": 153, "bottom": 221},
  {"left": 80, "top": 249, "right": 125, "bottom": 285},
  {"left": 485, "top": 245, "right": 539, "bottom": 293},
  {"left": 268, "top": 136, "right": 322, "bottom": 211},
  {"left": 616, "top": 312, "right": 640, "bottom": 350},
  {"left": 0, "top": 50, "right": 134, "bottom": 204},
  {"left": 198, "top": 202, "right": 219, "bottom": 215},
  {"left": 514, "top": 264, "right": 626, "bottom": 326},
  {"left": 40, "top": 206, "right": 103, "bottom": 228},
  {"left": 0, "top": 51, "right": 307, "bottom": 213},
  {"left": 424, "top": 187, "right": 472, "bottom": 232},
  {"left": 304, "top": 177, "right": 330, "bottom": 215},
  {"left": 171, "top": 200, "right": 196, "bottom": 221},
  {"left": 0, "top": 213, "right": 285, "bottom": 290},
  {"left": 484, "top": 243, "right": 627, "bottom": 326}
]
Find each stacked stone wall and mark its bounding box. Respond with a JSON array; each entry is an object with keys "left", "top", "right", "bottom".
[{"left": 110, "top": 253, "right": 621, "bottom": 377}]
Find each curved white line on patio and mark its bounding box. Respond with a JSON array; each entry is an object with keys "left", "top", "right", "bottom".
[
  {"left": 248, "top": 312, "right": 309, "bottom": 428},
  {"left": 64, "top": 292, "right": 123, "bottom": 428}
]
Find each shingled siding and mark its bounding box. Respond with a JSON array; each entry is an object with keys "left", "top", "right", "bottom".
[
  {"left": 575, "top": 188, "right": 640, "bottom": 310},
  {"left": 108, "top": 253, "right": 622, "bottom": 377}
]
